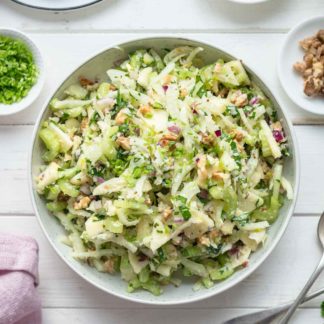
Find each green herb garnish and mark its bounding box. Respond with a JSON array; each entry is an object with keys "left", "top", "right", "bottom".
[{"left": 0, "top": 35, "right": 38, "bottom": 104}]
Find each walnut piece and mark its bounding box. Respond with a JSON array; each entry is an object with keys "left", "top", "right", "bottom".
[
  {"left": 138, "top": 104, "right": 152, "bottom": 116},
  {"left": 74, "top": 196, "right": 91, "bottom": 210},
  {"left": 115, "top": 109, "right": 128, "bottom": 125},
  {"left": 104, "top": 258, "right": 116, "bottom": 274},
  {"left": 230, "top": 91, "right": 248, "bottom": 107},
  {"left": 162, "top": 207, "right": 172, "bottom": 221},
  {"left": 294, "top": 29, "right": 324, "bottom": 98},
  {"left": 116, "top": 136, "right": 130, "bottom": 150}
]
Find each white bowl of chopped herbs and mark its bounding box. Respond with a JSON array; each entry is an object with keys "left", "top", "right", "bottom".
[
  {"left": 0, "top": 28, "right": 45, "bottom": 115},
  {"left": 29, "top": 37, "right": 299, "bottom": 305}
]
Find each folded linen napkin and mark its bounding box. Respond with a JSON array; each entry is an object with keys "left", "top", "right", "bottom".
[{"left": 0, "top": 233, "right": 41, "bottom": 324}]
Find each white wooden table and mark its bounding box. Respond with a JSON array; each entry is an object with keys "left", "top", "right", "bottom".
[{"left": 1, "top": 1, "right": 324, "bottom": 323}]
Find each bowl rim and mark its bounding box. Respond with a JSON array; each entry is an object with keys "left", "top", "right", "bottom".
[
  {"left": 0, "top": 27, "right": 45, "bottom": 116},
  {"left": 226, "top": 0, "right": 271, "bottom": 4},
  {"left": 277, "top": 15, "right": 324, "bottom": 115},
  {"left": 11, "top": 0, "right": 103, "bottom": 11},
  {"left": 28, "top": 35, "right": 300, "bottom": 305}
]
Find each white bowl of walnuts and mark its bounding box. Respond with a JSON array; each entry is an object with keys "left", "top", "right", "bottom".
[{"left": 278, "top": 16, "right": 324, "bottom": 115}]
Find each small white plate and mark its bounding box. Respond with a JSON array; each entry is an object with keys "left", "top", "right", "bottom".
[
  {"left": 0, "top": 28, "right": 45, "bottom": 116},
  {"left": 226, "top": 0, "right": 271, "bottom": 4},
  {"left": 278, "top": 16, "right": 324, "bottom": 115},
  {"left": 11, "top": 0, "right": 102, "bottom": 11}
]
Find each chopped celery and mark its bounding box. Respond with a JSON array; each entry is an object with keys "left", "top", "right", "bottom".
[
  {"left": 120, "top": 255, "right": 136, "bottom": 281},
  {"left": 46, "top": 185, "right": 61, "bottom": 200},
  {"left": 209, "top": 265, "right": 234, "bottom": 281},
  {"left": 104, "top": 217, "right": 124, "bottom": 234},
  {"left": 50, "top": 98, "right": 91, "bottom": 110},
  {"left": 64, "top": 84, "right": 88, "bottom": 99},
  {"left": 58, "top": 179, "right": 79, "bottom": 198},
  {"left": 225, "top": 61, "right": 250, "bottom": 86},
  {"left": 127, "top": 278, "right": 141, "bottom": 293},
  {"left": 182, "top": 246, "right": 203, "bottom": 258},
  {"left": 209, "top": 186, "right": 224, "bottom": 200},
  {"left": 65, "top": 118, "right": 80, "bottom": 130},
  {"left": 217, "top": 254, "right": 230, "bottom": 267},
  {"left": 39, "top": 128, "right": 60, "bottom": 161},
  {"left": 259, "top": 120, "right": 282, "bottom": 159},
  {"left": 143, "top": 52, "right": 154, "bottom": 65},
  {"left": 252, "top": 164, "right": 283, "bottom": 223},
  {"left": 214, "top": 60, "right": 250, "bottom": 88},
  {"left": 48, "top": 122, "right": 73, "bottom": 153},
  {"left": 141, "top": 279, "right": 162, "bottom": 296},
  {"left": 130, "top": 50, "right": 145, "bottom": 69},
  {"left": 46, "top": 201, "right": 67, "bottom": 212},
  {"left": 62, "top": 107, "right": 84, "bottom": 118},
  {"left": 97, "top": 82, "right": 111, "bottom": 99},
  {"left": 181, "top": 259, "right": 208, "bottom": 277},
  {"left": 202, "top": 277, "right": 214, "bottom": 289},
  {"left": 139, "top": 266, "right": 150, "bottom": 283},
  {"left": 58, "top": 167, "right": 79, "bottom": 179},
  {"left": 223, "top": 187, "right": 237, "bottom": 216}
]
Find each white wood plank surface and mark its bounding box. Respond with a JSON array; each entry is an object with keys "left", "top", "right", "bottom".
[
  {"left": 0, "top": 33, "right": 323, "bottom": 126},
  {"left": 1, "top": 124, "right": 323, "bottom": 215},
  {"left": 41, "top": 308, "right": 323, "bottom": 324},
  {"left": 1, "top": 0, "right": 323, "bottom": 32},
  {"left": 1, "top": 215, "right": 324, "bottom": 310},
  {"left": 1, "top": 1, "right": 324, "bottom": 323}
]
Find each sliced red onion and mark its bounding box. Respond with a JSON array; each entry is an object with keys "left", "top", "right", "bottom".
[
  {"left": 162, "top": 85, "right": 168, "bottom": 93},
  {"left": 215, "top": 129, "right": 222, "bottom": 137},
  {"left": 242, "top": 261, "right": 249, "bottom": 268},
  {"left": 272, "top": 130, "right": 284, "bottom": 143},
  {"left": 249, "top": 96, "right": 259, "bottom": 105},
  {"left": 168, "top": 125, "right": 181, "bottom": 134},
  {"left": 94, "top": 176, "right": 105, "bottom": 184},
  {"left": 173, "top": 217, "right": 184, "bottom": 223},
  {"left": 138, "top": 254, "right": 148, "bottom": 262},
  {"left": 198, "top": 189, "right": 209, "bottom": 199},
  {"left": 228, "top": 246, "right": 239, "bottom": 256}
]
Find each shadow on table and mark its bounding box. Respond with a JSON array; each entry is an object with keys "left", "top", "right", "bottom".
[
  {"left": 207, "top": 0, "right": 290, "bottom": 27},
  {"left": 3, "top": 0, "right": 121, "bottom": 23}
]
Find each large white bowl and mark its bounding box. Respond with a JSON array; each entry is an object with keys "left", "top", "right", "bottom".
[
  {"left": 0, "top": 28, "right": 45, "bottom": 116},
  {"left": 29, "top": 36, "right": 299, "bottom": 305}
]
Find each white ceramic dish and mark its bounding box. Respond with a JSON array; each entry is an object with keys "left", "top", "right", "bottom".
[
  {"left": 29, "top": 36, "right": 299, "bottom": 305},
  {"left": 226, "top": 0, "right": 271, "bottom": 4},
  {"left": 278, "top": 16, "right": 324, "bottom": 115},
  {"left": 0, "top": 28, "right": 45, "bottom": 116},
  {"left": 11, "top": 0, "right": 102, "bottom": 11}
]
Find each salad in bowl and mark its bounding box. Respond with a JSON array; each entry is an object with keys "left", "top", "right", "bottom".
[{"left": 31, "top": 40, "right": 297, "bottom": 302}]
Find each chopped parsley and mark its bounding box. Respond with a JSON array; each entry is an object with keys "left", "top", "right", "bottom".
[{"left": 0, "top": 35, "right": 38, "bottom": 104}]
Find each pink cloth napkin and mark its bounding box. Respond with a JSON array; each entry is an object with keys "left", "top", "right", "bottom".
[{"left": 0, "top": 233, "right": 41, "bottom": 324}]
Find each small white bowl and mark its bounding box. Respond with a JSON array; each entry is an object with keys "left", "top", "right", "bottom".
[
  {"left": 0, "top": 28, "right": 45, "bottom": 116},
  {"left": 278, "top": 16, "right": 324, "bottom": 115}
]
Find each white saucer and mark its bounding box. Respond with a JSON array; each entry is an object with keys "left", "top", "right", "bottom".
[
  {"left": 11, "top": 0, "right": 103, "bottom": 11},
  {"left": 278, "top": 16, "right": 324, "bottom": 115},
  {"left": 226, "top": 0, "right": 271, "bottom": 4}
]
